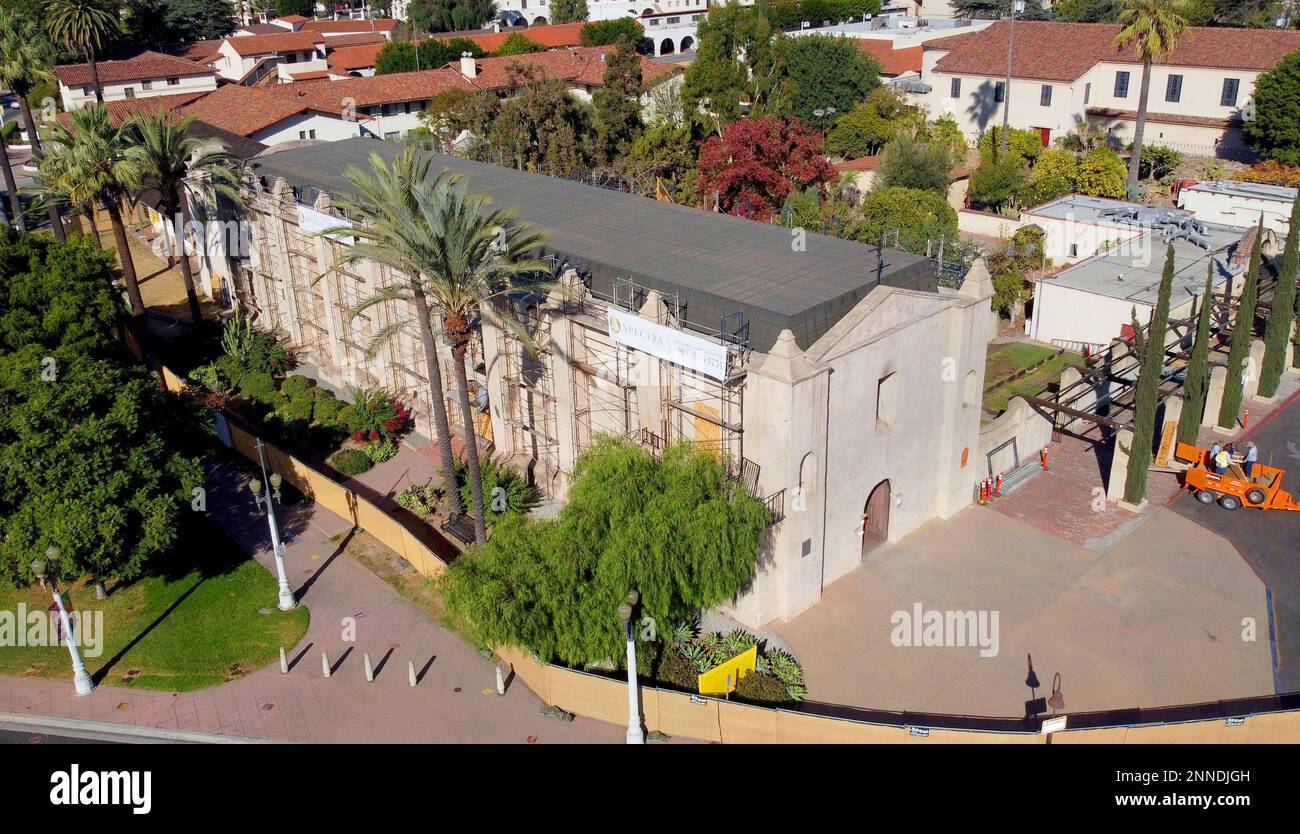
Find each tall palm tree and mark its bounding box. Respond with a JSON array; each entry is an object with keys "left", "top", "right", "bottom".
[
  {"left": 126, "top": 109, "right": 244, "bottom": 325},
  {"left": 321, "top": 148, "right": 551, "bottom": 543},
  {"left": 46, "top": 0, "right": 118, "bottom": 105},
  {"left": 0, "top": 127, "right": 25, "bottom": 232},
  {"left": 1114, "top": 0, "right": 1188, "bottom": 195},
  {"left": 42, "top": 105, "right": 147, "bottom": 316},
  {"left": 0, "top": 8, "right": 66, "bottom": 241}
]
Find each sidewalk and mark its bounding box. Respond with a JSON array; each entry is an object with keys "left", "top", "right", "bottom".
[{"left": 0, "top": 456, "right": 626, "bottom": 744}]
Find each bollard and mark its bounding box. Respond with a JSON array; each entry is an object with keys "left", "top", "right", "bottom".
[
  {"left": 279, "top": 646, "right": 288, "bottom": 675},
  {"left": 1243, "top": 408, "right": 1250, "bottom": 431},
  {"left": 994, "top": 474, "right": 1003, "bottom": 497},
  {"left": 1040, "top": 447, "right": 1049, "bottom": 471},
  {"left": 364, "top": 652, "right": 374, "bottom": 682},
  {"left": 495, "top": 664, "right": 505, "bottom": 696},
  {"left": 322, "top": 651, "right": 331, "bottom": 679},
  {"left": 408, "top": 661, "right": 417, "bottom": 688}
]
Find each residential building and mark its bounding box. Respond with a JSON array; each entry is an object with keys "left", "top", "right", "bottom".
[
  {"left": 211, "top": 31, "right": 329, "bottom": 83},
  {"left": 54, "top": 51, "right": 218, "bottom": 111},
  {"left": 236, "top": 137, "right": 993, "bottom": 627},
  {"left": 181, "top": 46, "right": 680, "bottom": 144},
  {"left": 921, "top": 20, "right": 1300, "bottom": 158},
  {"left": 1176, "top": 180, "right": 1297, "bottom": 236}
]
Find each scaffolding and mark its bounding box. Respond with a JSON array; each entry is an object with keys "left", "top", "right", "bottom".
[
  {"left": 499, "top": 301, "right": 560, "bottom": 489},
  {"left": 569, "top": 300, "right": 639, "bottom": 454},
  {"left": 283, "top": 220, "right": 329, "bottom": 356}
]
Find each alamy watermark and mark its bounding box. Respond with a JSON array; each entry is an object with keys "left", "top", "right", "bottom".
[
  {"left": 0, "top": 603, "right": 104, "bottom": 657},
  {"left": 890, "top": 603, "right": 999, "bottom": 658}
]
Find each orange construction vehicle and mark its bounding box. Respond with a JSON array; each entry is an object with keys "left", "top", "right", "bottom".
[{"left": 1174, "top": 442, "right": 1300, "bottom": 511}]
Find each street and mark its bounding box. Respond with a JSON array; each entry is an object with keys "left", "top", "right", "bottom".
[{"left": 1171, "top": 390, "right": 1300, "bottom": 692}]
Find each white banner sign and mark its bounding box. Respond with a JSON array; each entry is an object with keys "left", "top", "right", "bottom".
[
  {"left": 606, "top": 307, "right": 728, "bottom": 381},
  {"left": 297, "top": 204, "right": 353, "bottom": 246}
]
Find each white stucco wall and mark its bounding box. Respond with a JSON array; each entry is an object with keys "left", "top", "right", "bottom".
[{"left": 59, "top": 73, "right": 218, "bottom": 111}]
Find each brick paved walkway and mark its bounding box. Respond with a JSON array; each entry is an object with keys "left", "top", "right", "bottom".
[{"left": 0, "top": 457, "right": 625, "bottom": 744}]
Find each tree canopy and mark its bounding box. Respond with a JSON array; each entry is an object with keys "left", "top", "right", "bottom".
[
  {"left": 1245, "top": 50, "right": 1300, "bottom": 166},
  {"left": 783, "top": 34, "right": 881, "bottom": 127},
  {"left": 439, "top": 437, "right": 771, "bottom": 667},
  {"left": 697, "top": 115, "right": 834, "bottom": 220}
]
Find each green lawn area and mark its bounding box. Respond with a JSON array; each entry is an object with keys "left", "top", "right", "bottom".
[
  {"left": 0, "top": 520, "right": 309, "bottom": 692},
  {"left": 983, "top": 348, "right": 1088, "bottom": 415},
  {"left": 984, "top": 342, "right": 1058, "bottom": 383}
]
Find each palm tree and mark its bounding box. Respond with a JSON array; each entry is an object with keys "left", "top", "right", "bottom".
[
  {"left": 46, "top": 0, "right": 118, "bottom": 105},
  {"left": 1114, "top": 0, "right": 1188, "bottom": 195},
  {"left": 42, "top": 105, "right": 147, "bottom": 316},
  {"left": 126, "top": 109, "right": 244, "bottom": 325},
  {"left": 0, "top": 8, "right": 66, "bottom": 240},
  {"left": 0, "top": 127, "right": 25, "bottom": 232},
  {"left": 321, "top": 148, "right": 551, "bottom": 543}
]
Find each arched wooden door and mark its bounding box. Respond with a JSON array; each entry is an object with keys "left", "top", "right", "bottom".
[{"left": 861, "top": 480, "right": 890, "bottom": 558}]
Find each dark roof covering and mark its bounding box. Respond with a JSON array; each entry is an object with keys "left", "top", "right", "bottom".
[{"left": 250, "top": 138, "right": 937, "bottom": 351}]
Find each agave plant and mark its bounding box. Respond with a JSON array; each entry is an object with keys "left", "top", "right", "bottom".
[
  {"left": 765, "top": 648, "right": 805, "bottom": 688},
  {"left": 722, "top": 628, "right": 758, "bottom": 656},
  {"left": 667, "top": 621, "right": 698, "bottom": 647}
]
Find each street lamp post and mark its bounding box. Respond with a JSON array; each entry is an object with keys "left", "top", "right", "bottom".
[
  {"left": 30, "top": 547, "right": 94, "bottom": 696},
  {"left": 250, "top": 439, "right": 296, "bottom": 611},
  {"left": 812, "top": 106, "right": 837, "bottom": 141},
  {"left": 618, "top": 590, "right": 645, "bottom": 745},
  {"left": 999, "top": 1, "right": 1025, "bottom": 163}
]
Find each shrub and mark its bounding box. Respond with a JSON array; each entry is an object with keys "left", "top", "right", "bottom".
[
  {"left": 366, "top": 437, "right": 398, "bottom": 464},
  {"left": 313, "top": 389, "right": 343, "bottom": 425},
  {"left": 876, "top": 133, "right": 952, "bottom": 194},
  {"left": 282, "top": 394, "right": 315, "bottom": 423},
  {"left": 346, "top": 386, "right": 411, "bottom": 440},
  {"left": 239, "top": 370, "right": 278, "bottom": 404},
  {"left": 1234, "top": 161, "right": 1300, "bottom": 188},
  {"left": 329, "top": 448, "right": 374, "bottom": 477},
  {"left": 189, "top": 361, "right": 231, "bottom": 394},
  {"left": 735, "top": 671, "right": 794, "bottom": 705},
  {"left": 1076, "top": 147, "right": 1126, "bottom": 199},
  {"left": 396, "top": 482, "right": 443, "bottom": 516},
  {"left": 851, "top": 186, "right": 958, "bottom": 254},
  {"left": 969, "top": 158, "right": 1027, "bottom": 211},
  {"left": 281, "top": 374, "right": 314, "bottom": 401},
  {"left": 977, "top": 126, "right": 1043, "bottom": 165},
  {"left": 454, "top": 455, "right": 537, "bottom": 523},
  {"left": 1023, "top": 147, "right": 1078, "bottom": 207}
]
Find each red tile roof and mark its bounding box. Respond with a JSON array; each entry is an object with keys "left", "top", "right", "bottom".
[
  {"left": 932, "top": 21, "right": 1300, "bottom": 82},
  {"left": 322, "top": 32, "right": 387, "bottom": 48},
  {"left": 920, "top": 31, "right": 981, "bottom": 53},
  {"left": 854, "top": 40, "right": 923, "bottom": 76},
  {"left": 54, "top": 51, "right": 215, "bottom": 86},
  {"left": 301, "top": 18, "right": 397, "bottom": 35},
  {"left": 833, "top": 155, "right": 881, "bottom": 172},
  {"left": 278, "top": 14, "right": 308, "bottom": 23},
  {"left": 432, "top": 22, "right": 586, "bottom": 53},
  {"left": 175, "top": 46, "right": 678, "bottom": 138},
  {"left": 223, "top": 31, "right": 324, "bottom": 57},
  {"left": 327, "top": 43, "right": 385, "bottom": 71},
  {"left": 55, "top": 91, "right": 210, "bottom": 126},
  {"left": 239, "top": 23, "right": 288, "bottom": 35},
  {"left": 174, "top": 39, "right": 225, "bottom": 65}
]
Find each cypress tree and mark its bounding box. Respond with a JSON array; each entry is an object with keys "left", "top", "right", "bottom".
[
  {"left": 1218, "top": 220, "right": 1263, "bottom": 429},
  {"left": 1259, "top": 196, "right": 1299, "bottom": 396},
  {"left": 1177, "top": 262, "right": 1215, "bottom": 445},
  {"left": 1124, "top": 243, "right": 1176, "bottom": 504}
]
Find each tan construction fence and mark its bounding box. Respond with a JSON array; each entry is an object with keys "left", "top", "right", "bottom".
[{"left": 153, "top": 355, "right": 1300, "bottom": 744}]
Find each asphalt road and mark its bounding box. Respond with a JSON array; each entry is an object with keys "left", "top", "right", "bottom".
[
  {"left": 1170, "top": 391, "right": 1300, "bottom": 693},
  {"left": 0, "top": 727, "right": 113, "bottom": 744}
]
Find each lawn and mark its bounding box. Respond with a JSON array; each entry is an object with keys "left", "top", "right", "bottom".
[
  {"left": 984, "top": 342, "right": 1058, "bottom": 383},
  {"left": 983, "top": 348, "right": 1087, "bottom": 415},
  {"left": 0, "top": 520, "right": 309, "bottom": 692}
]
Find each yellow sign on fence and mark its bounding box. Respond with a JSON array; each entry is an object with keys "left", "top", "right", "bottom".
[{"left": 697, "top": 645, "right": 757, "bottom": 695}]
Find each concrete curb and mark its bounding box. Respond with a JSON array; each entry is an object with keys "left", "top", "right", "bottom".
[{"left": 0, "top": 711, "right": 273, "bottom": 744}]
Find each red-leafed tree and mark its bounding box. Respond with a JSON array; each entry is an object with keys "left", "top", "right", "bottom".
[{"left": 697, "top": 116, "right": 833, "bottom": 221}]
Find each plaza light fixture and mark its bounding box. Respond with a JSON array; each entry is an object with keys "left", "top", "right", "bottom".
[
  {"left": 30, "top": 546, "right": 94, "bottom": 696},
  {"left": 619, "top": 589, "right": 644, "bottom": 745},
  {"left": 250, "top": 440, "right": 296, "bottom": 611}
]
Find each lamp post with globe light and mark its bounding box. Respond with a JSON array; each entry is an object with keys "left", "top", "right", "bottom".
[
  {"left": 618, "top": 589, "right": 645, "bottom": 745},
  {"left": 249, "top": 439, "right": 295, "bottom": 611},
  {"left": 30, "top": 547, "right": 94, "bottom": 696}
]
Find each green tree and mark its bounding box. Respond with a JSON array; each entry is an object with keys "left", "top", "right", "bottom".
[
  {"left": 921, "top": 115, "right": 968, "bottom": 159},
  {"left": 783, "top": 34, "right": 881, "bottom": 126},
  {"left": 45, "top": 0, "right": 117, "bottom": 105},
  {"left": 1257, "top": 195, "right": 1298, "bottom": 398},
  {"left": 484, "top": 66, "right": 595, "bottom": 176},
  {"left": 976, "top": 125, "right": 1042, "bottom": 165},
  {"left": 951, "top": 0, "right": 1050, "bottom": 17},
  {"left": 1177, "top": 263, "right": 1215, "bottom": 444},
  {"left": 968, "top": 157, "right": 1026, "bottom": 212},
  {"left": 0, "top": 8, "right": 67, "bottom": 241},
  {"left": 875, "top": 133, "right": 952, "bottom": 194},
  {"left": 1024, "top": 146, "right": 1079, "bottom": 206},
  {"left": 1136, "top": 143, "right": 1181, "bottom": 182},
  {"left": 824, "top": 87, "right": 921, "bottom": 158},
  {"left": 683, "top": 4, "right": 791, "bottom": 135},
  {"left": 1218, "top": 220, "right": 1262, "bottom": 429},
  {"left": 592, "top": 40, "right": 643, "bottom": 163},
  {"left": 40, "top": 105, "right": 147, "bottom": 319},
  {"left": 616, "top": 120, "right": 700, "bottom": 202},
  {"left": 125, "top": 109, "right": 244, "bottom": 326},
  {"left": 374, "top": 39, "right": 417, "bottom": 74},
  {"left": 1123, "top": 243, "right": 1176, "bottom": 504},
  {"left": 0, "top": 124, "right": 23, "bottom": 232},
  {"left": 276, "top": 0, "right": 315, "bottom": 17},
  {"left": 579, "top": 18, "right": 644, "bottom": 47},
  {"left": 1244, "top": 50, "right": 1300, "bottom": 166},
  {"left": 550, "top": 0, "right": 589, "bottom": 23},
  {"left": 438, "top": 437, "right": 771, "bottom": 667},
  {"left": 494, "top": 33, "right": 545, "bottom": 56},
  {"left": 0, "top": 232, "right": 120, "bottom": 356},
  {"left": 1076, "top": 146, "right": 1127, "bottom": 198},
  {"left": 321, "top": 148, "right": 551, "bottom": 544},
  {"left": 851, "top": 186, "right": 957, "bottom": 254},
  {"left": 1113, "top": 0, "right": 1188, "bottom": 194}
]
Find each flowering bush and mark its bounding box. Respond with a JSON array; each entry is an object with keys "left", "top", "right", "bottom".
[{"left": 344, "top": 386, "right": 412, "bottom": 441}]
